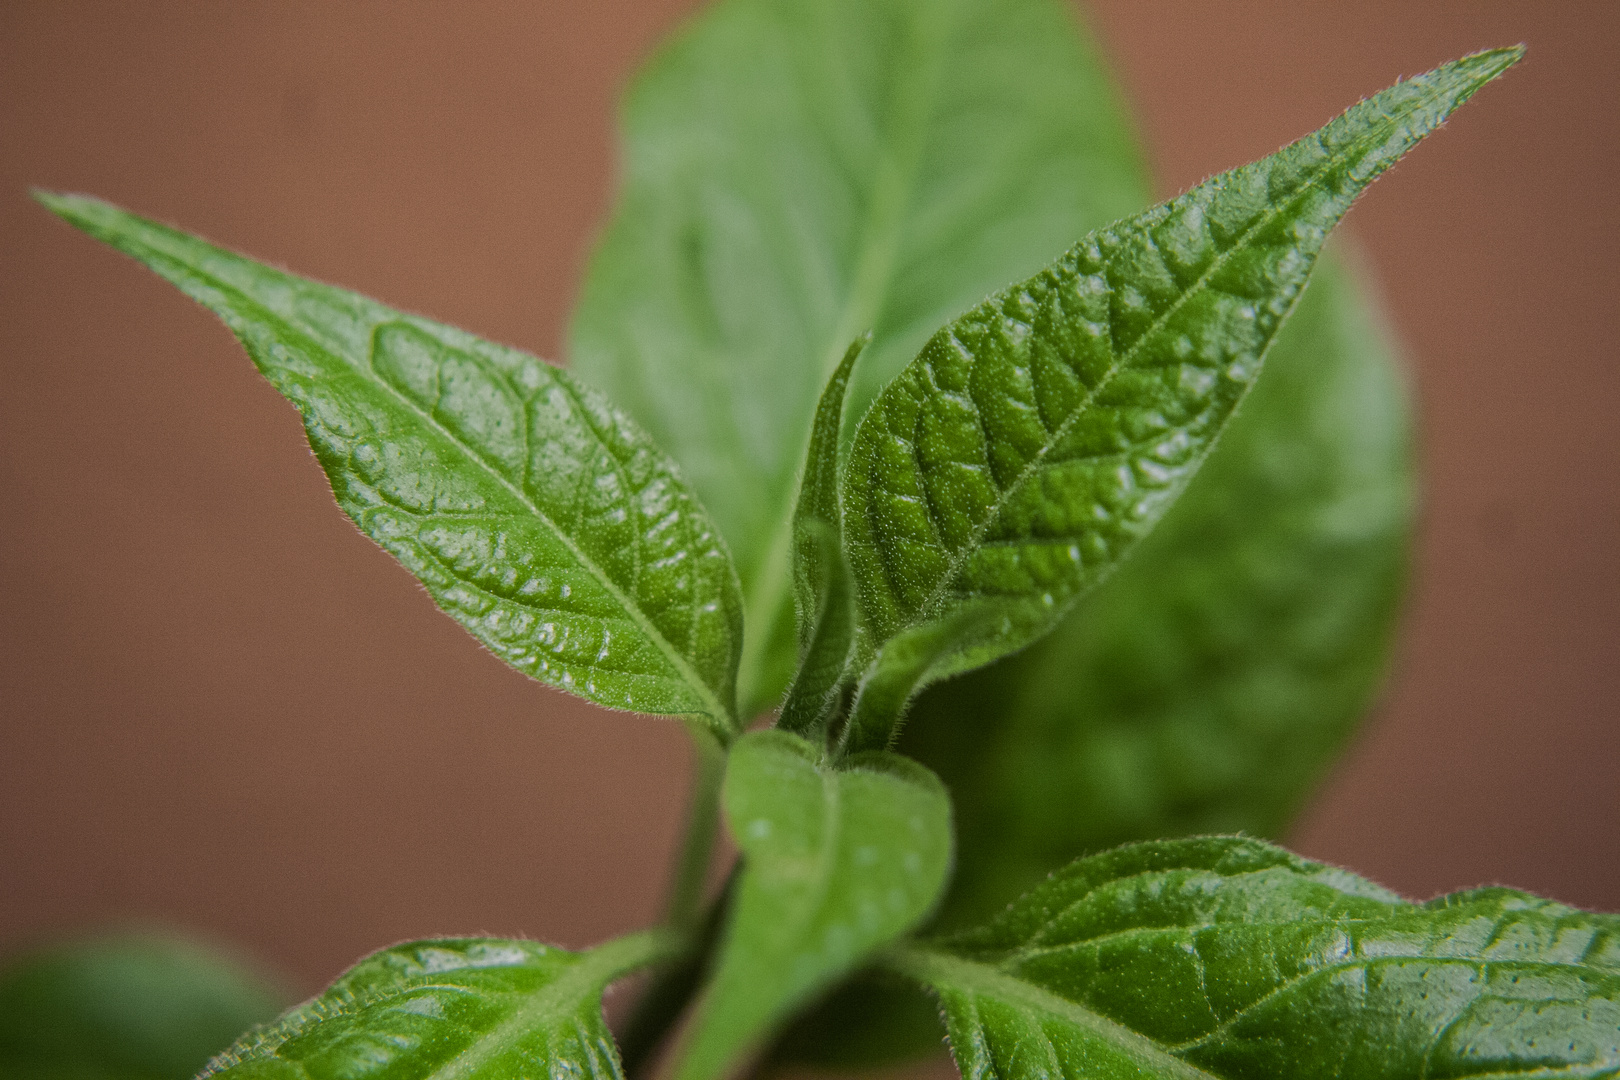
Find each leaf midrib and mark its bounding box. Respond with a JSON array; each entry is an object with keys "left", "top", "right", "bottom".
[
  {"left": 884, "top": 944, "right": 1219, "bottom": 1080},
  {"left": 431, "top": 930, "right": 681, "bottom": 1080},
  {"left": 109, "top": 219, "right": 736, "bottom": 733},
  {"left": 884, "top": 96, "right": 1423, "bottom": 639}
]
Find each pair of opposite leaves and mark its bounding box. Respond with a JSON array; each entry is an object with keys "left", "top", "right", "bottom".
[{"left": 42, "top": 7, "right": 1597, "bottom": 1080}]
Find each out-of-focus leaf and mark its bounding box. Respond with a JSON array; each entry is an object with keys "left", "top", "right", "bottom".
[
  {"left": 570, "top": 0, "right": 1149, "bottom": 715},
  {"left": 0, "top": 934, "right": 284, "bottom": 1080}
]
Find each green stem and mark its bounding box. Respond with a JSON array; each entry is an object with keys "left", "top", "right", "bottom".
[
  {"left": 666, "top": 724, "right": 727, "bottom": 932},
  {"left": 618, "top": 869, "right": 738, "bottom": 1078}
]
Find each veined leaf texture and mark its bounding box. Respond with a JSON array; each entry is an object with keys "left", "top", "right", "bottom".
[
  {"left": 889, "top": 837, "right": 1620, "bottom": 1080},
  {"left": 837, "top": 48, "right": 1521, "bottom": 750},
  {"left": 202, "top": 934, "right": 679, "bottom": 1080},
  {"left": 38, "top": 193, "right": 745, "bottom": 740}
]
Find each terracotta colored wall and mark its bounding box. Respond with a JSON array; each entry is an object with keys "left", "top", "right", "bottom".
[{"left": 3, "top": 1, "right": 1616, "bottom": 995}]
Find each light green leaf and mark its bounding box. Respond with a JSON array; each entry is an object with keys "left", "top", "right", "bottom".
[
  {"left": 40, "top": 194, "right": 743, "bottom": 737},
  {"left": 203, "top": 932, "right": 678, "bottom": 1080},
  {"left": 0, "top": 934, "right": 284, "bottom": 1080},
  {"left": 902, "top": 249, "right": 1414, "bottom": 928},
  {"left": 886, "top": 836, "right": 1620, "bottom": 1080},
  {"left": 838, "top": 50, "right": 1520, "bottom": 750},
  {"left": 778, "top": 336, "right": 865, "bottom": 742},
  {"left": 675, "top": 730, "right": 951, "bottom": 1080},
  {"left": 570, "top": 0, "right": 1149, "bottom": 716}
]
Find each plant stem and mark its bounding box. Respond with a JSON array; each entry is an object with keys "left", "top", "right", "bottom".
[
  {"left": 612, "top": 726, "right": 733, "bottom": 1078},
  {"left": 618, "top": 869, "right": 737, "bottom": 1078},
  {"left": 666, "top": 724, "right": 727, "bottom": 933}
]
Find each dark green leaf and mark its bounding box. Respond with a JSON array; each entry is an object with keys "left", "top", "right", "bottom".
[
  {"left": 778, "top": 337, "right": 865, "bottom": 742},
  {"left": 0, "top": 934, "right": 284, "bottom": 1080},
  {"left": 40, "top": 194, "right": 743, "bottom": 737},
  {"left": 204, "top": 932, "right": 678, "bottom": 1080},
  {"left": 675, "top": 730, "right": 951, "bottom": 1080},
  {"left": 904, "top": 249, "right": 1414, "bottom": 928},
  {"left": 886, "top": 836, "right": 1620, "bottom": 1080},
  {"left": 838, "top": 50, "right": 1520, "bottom": 752},
  {"left": 570, "top": 0, "right": 1149, "bottom": 716}
]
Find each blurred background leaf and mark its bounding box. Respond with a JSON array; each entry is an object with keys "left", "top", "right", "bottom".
[{"left": 0, "top": 933, "right": 286, "bottom": 1080}]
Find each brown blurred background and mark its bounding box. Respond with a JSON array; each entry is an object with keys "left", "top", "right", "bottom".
[{"left": 2, "top": 1, "right": 1616, "bottom": 998}]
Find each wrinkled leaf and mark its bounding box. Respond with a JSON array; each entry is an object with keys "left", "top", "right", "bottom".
[
  {"left": 0, "top": 934, "right": 284, "bottom": 1080},
  {"left": 887, "top": 836, "right": 1620, "bottom": 1080},
  {"left": 839, "top": 50, "right": 1519, "bottom": 751},
  {"left": 41, "top": 194, "right": 743, "bottom": 737},
  {"left": 675, "top": 730, "right": 951, "bottom": 1080},
  {"left": 904, "top": 250, "right": 1414, "bottom": 928},
  {"left": 778, "top": 337, "right": 864, "bottom": 742},
  {"left": 204, "top": 932, "right": 678, "bottom": 1079},
  {"left": 570, "top": 0, "right": 1149, "bottom": 715}
]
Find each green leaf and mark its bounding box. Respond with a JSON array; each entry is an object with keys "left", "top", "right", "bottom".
[
  {"left": 886, "top": 836, "right": 1620, "bottom": 1080},
  {"left": 203, "top": 932, "right": 678, "bottom": 1080},
  {"left": 675, "top": 730, "right": 952, "bottom": 1080},
  {"left": 39, "top": 193, "right": 743, "bottom": 737},
  {"left": 778, "top": 336, "right": 865, "bottom": 742},
  {"left": 837, "top": 49, "right": 1519, "bottom": 752},
  {"left": 0, "top": 934, "right": 284, "bottom": 1080},
  {"left": 903, "top": 249, "right": 1414, "bottom": 928},
  {"left": 569, "top": 0, "right": 1150, "bottom": 716}
]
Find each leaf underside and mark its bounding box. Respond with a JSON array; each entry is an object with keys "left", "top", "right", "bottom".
[
  {"left": 837, "top": 48, "right": 1521, "bottom": 752},
  {"left": 889, "top": 836, "right": 1620, "bottom": 1080},
  {"left": 39, "top": 193, "right": 743, "bottom": 738}
]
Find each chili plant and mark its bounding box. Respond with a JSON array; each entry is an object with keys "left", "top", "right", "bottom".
[{"left": 23, "top": 1, "right": 1620, "bottom": 1078}]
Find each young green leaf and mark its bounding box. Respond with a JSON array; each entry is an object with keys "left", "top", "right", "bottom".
[
  {"left": 778, "top": 336, "right": 865, "bottom": 742},
  {"left": 570, "top": 0, "right": 1149, "bottom": 716},
  {"left": 675, "top": 730, "right": 951, "bottom": 1080},
  {"left": 0, "top": 935, "right": 285, "bottom": 1080},
  {"left": 886, "top": 836, "right": 1620, "bottom": 1080},
  {"left": 39, "top": 194, "right": 743, "bottom": 737},
  {"left": 903, "top": 250, "right": 1414, "bottom": 928},
  {"left": 202, "top": 932, "right": 678, "bottom": 1080},
  {"left": 838, "top": 49, "right": 1519, "bottom": 751}
]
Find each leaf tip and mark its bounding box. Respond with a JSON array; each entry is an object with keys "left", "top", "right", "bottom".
[
  {"left": 33, "top": 188, "right": 97, "bottom": 219},
  {"left": 1433, "top": 44, "right": 1526, "bottom": 102},
  {"left": 32, "top": 190, "right": 130, "bottom": 244}
]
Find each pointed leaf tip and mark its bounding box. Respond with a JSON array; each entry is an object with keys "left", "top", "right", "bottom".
[
  {"left": 38, "top": 193, "right": 747, "bottom": 734},
  {"left": 837, "top": 47, "right": 1520, "bottom": 750}
]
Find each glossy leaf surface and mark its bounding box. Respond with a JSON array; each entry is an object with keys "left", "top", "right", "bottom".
[
  {"left": 903, "top": 250, "right": 1414, "bottom": 928},
  {"left": 676, "top": 730, "right": 951, "bottom": 1080},
  {"left": 203, "top": 933, "right": 677, "bottom": 1080},
  {"left": 42, "top": 194, "right": 742, "bottom": 737},
  {"left": 0, "top": 935, "right": 284, "bottom": 1080},
  {"left": 888, "top": 836, "right": 1620, "bottom": 1080},
  {"left": 570, "top": 0, "right": 1148, "bottom": 715},
  {"left": 837, "top": 51, "right": 1516, "bottom": 752}
]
